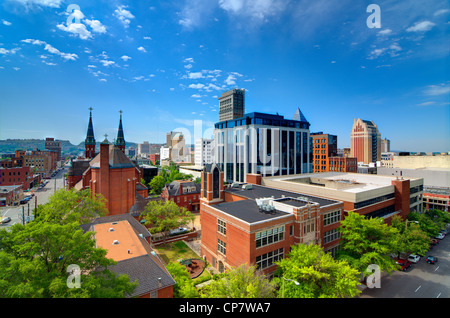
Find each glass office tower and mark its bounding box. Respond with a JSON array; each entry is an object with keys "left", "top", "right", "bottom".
[{"left": 214, "top": 110, "right": 311, "bottom": 183}]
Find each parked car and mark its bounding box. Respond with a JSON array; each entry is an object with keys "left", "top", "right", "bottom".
[
  {"left": 395, "top": 258, "right": 412, "bottom": 271},
  {"left": 1, "top": 216, "right": 11, "bottom": 224},
  {"left": 435, "top": 233, "right": 445, "bottom": 240},
  {"left": 407, "top": 254, "right": 420, "bottom": 263},
  {"left": 169, "top": 227, "right": 188, "bottom": 235},
  {"left": 426, "top": 256, "right": 438, "bottom": 264}
]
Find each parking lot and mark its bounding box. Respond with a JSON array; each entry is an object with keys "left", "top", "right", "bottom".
[{"left": 361, "top": 229, "right": 449, "bottom": 298}]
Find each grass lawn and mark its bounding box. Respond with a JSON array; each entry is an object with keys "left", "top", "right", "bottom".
[{"left": 155, "top": 240, "right": 200, "bottom": 264}]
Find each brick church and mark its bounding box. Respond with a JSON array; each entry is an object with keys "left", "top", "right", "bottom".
[{"left": 68, "top": 109, "right": 148, "bottom": 215}]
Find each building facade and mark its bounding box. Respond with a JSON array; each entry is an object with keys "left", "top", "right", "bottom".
[
  {"left": 311, "top": 132, "right": 337, "bottom": 173},
  {"left": 214, "top": 109, "right": 311, "bottom": 183},
  {"left": 328, "top": 157, "right": 357, "bottom": 173},
  {"left": 45, "top": 138, "right": 61, "bottom": 161},
  {"left": 350, "top": 118, "right": 381, "bottom": 164},
  {"left": 161, "top": 180, "right": 201, "bottom": 212},
  {"left": 23, "top": 149, "right": 56, "bottom": 178},
  {"left": 199, "top": 165, "right": 344, "bottom": 275},
  {"left": 218, "top": 88, "right": 245, "bottom": 122},
  {"left": 195, "top": 138, "right": 214, "bottom": 166},
  {"left": 0, "top": 166, "right": 39, "bottom": 190}
]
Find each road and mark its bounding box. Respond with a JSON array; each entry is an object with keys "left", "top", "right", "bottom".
[
  {"left": 361, "top": 231, "right": 450, "bottom": 298},
  {"left": 0, "top": 164, "right": 68, "bottom": 229}
]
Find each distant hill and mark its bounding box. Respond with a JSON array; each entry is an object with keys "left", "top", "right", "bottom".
[{"left": 0, "top": 139, "right": 82, "bottom": 156}]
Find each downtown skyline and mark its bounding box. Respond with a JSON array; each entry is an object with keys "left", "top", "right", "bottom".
[{"left": 0, "top": 0, "right": 449, "bottom": 152}]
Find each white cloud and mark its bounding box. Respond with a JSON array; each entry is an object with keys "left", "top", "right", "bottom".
[
  {"left": 99, "top": 60, "right": 115, "bottom": 67},
  {"left": 184, "top": 57, "right": 195, "bottom": 63},
  {"left": 0, "top": 47, "right": 20, "bottom": 55},
  {"left": 184, "top": 64, "right": 193, "bottom": 69},
  {"left": 188, "top": 72, "right": 204, "bottom": 79},
  {"left": 225, "top": 74, "right": 237, "bottom": 86},
  {"left": 84, "top": 19, "right": 106, "bottom": 34},
  {"left": 21, "top": 38, "right": 78, "bottom": 61},
  {"left": 143, "top": 36, "right": 152, "bottom": 40},
  {"left": 191, "top": 94, "right": 202, "bottom": 98},
  {"left": 9, "top": 0, "right": 63, "bottom": 8},
  {"left": 377, "top": 28, "right": 392, "bottom": 36},
  {"left": 434, "top": 9, "right": 450, "bottom": 16},
  {"left": 406, "top": 20, "right": 436, "bottom": 32},
  {"left": 57, "top": 22, "right": 92, "bottom": 40},
  {"left": 137, "top": 46, "right": 147, "bottom": 53},
  {"left": 114, "top": 5, "right": 135, "bottom": 28},
  {"left": 121, "top": 55, "right": 132, "bottom": 61},
  {"left": 2, "top": 19, "right": 12, "bottom": 26},
  {"left": 424, "top": 84, "right": 450, "bottom": 96},
  {"left": 189, "top": 83, "right": 205, "bottom": 89},
  {"left": 219, "top": 0, "right": 289, "bottom": 20}
]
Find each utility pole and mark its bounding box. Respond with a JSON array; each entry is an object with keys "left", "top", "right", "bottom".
[
  {"left": 35, "top": 195, "right": 37, "bottom": 219},
  {"left": 22, "top": 206, "right": 25, "bottom": 225}
]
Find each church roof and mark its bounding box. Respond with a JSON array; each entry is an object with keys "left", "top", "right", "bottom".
[
  {"left": 85, "top": 109, "right": 96, "bottom": 145},
  {"left": 115, "top": 112, "right": 126, "bottom": 146},
  {"left": 90, "top": 144, "right": 136, "bottom": 169}
]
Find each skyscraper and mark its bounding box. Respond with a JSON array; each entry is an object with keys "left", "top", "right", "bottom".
[
  {"left": 218, "top": 88, "right": 245, "bottom": 122},
  {"left": 350, "top": 118, "right": 381, "bottom": 164},
  {"left": 214, "top": 108, "right": 311, "bottom": 183}
]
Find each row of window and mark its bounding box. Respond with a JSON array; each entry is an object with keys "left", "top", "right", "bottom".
[{"left": 1, "top": 171, "right": 29, "bottom": 176}]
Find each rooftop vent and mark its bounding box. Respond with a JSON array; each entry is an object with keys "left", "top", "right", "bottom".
[
  {"left": 242, "top": 184, "right": 253, "bottom": 190},
  {"left": 108, "top": 228, "right": 115, "bottom": 232},
  {"left": 112, "top": 240, "right": 119, "bottom": 245}
]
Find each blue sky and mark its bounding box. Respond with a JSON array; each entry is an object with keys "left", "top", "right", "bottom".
[{"left": 0, "top": 0, "right": 449, "bottom": 152}]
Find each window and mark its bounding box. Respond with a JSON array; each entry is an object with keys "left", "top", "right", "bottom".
[
  {"left": 324, "top": 229, "right": 341, "bottom": 244},
  {"left": 324, "top": 210, "right": 341, "bottom": 226},
  {"left": 303, "top": 221, "right": 315, "bottom": 234},
  {"left": 217, "top": 239, "right": 226, "bottom": 255},
  {"left": 256, "top": 248, "right": 284, "bottom": 270},
  {"left": 256, "top": 226, "right": 284, "bottom": 248},
  {"left": 217, "top": 219, "right": 226, "bottom": 235}
]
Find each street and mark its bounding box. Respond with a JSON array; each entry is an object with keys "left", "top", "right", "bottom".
[
  {"left": 0, "top": 164, "right": 68, "bottom": 229},
  {"left": 361, "top": 231, "right": 450, "bottom": 298}
]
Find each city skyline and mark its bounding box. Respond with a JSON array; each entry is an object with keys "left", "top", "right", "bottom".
[{"left": 0, "top": 0, "right": 449, "bottom": 152}]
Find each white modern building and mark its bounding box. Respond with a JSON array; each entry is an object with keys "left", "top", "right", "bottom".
[
  {"left": 214, "top": 109, "right": 312, "bottom": 183},
  {"left": 195, "top": 138, "right": 214, "bottom": 166}
]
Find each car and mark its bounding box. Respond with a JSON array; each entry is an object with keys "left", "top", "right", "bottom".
[
  {"left": 0, "top": 216, "right": 11, "bottom": 224},
  {"left": 435, "top": 233, "right": 445, "bottom": 240},
  {"left": 395, "top": 258, "right": 412, "bottom": 271},
  {"left": 426, "top": 256, "right": 438, "bottom": 264},
  {"left": 407, "top": 254, "right": 420, "bottom": 263},
  {"left": 169, "top": 227, "right": 188, "bottom": 235}
]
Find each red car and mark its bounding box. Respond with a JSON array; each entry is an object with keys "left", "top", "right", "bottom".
[{"left": 395, "top": 258, "right": 412, "bottom": 271}]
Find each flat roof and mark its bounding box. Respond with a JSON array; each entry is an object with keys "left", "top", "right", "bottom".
[
  {"left": 267, "top": 172, "right": 423, "bottom": 194},
  {"left": 213, "top": 184, "right": 340, "bottom": 224}
]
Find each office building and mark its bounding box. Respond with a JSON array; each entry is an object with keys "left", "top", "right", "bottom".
[
  {"left": 311, "top": 132, "right": 337, "bottom": 173},
  {"left": 328, "top": 157, "right": 357, "bottom": 173},
  {"left": 350, "top": 118, "right": 381, "bottom": 164},
  {"left": 195, "top": 138, "right": 214, "bottom": 166},
  {"left": 381, "top": 138, "right": 390, "bottom": 153},
  {"left": 138, "top": 141, "right": 151, "bottom": 155},
  {"left": 218, "top": 89, "right": 245, "bottom": 122},
  {"left": 214, "top": 109, "right": 311, "bottom": 183}
]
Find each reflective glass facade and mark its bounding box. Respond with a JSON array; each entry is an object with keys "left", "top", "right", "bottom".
[{"left": 214, "top": 112, "right": 311, "bottom": 183}]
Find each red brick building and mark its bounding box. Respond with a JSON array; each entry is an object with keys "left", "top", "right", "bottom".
[
  {"left": 161, "top": 180, "right": 201, "bottom": 212},
  {"left": 0, "top": 166, "right": 40, "bottom": 190},
  {"left": 329, "top": 156, "right": 357, "bottom": 173},
  {"left": 311, "top": 132, "right": 337, "bottom": 173},
  {"left": 199, "top": 164, "right": 344, "bottom": 275},
  {"left": 149, "top": 154, "right": 160, "bottom": 165}
]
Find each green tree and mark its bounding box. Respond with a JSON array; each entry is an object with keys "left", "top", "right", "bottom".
[
  {"left": 408, "top": 211, "right": 442, "bottom": 237},
  {"left": 0, "top": 221, "right": 137, "bottom": 298},
  {"left": 149, "top": 175, "right": 166, "bottom": 195},
  {"left": 200, "top": 264, "right": 276, "bottom": 298},
  {"left": 391, "top": 215, "right": 430, "bottom": 258},
  {"left": 275, "top": 243, "right": 361, "bottom": 298},
  {"left": 36, "top": 188, "right": 108, "bottom": 225},
  {"left": 142, "top": 200, "right": 195, "bottom": 243},
  {"left": 337, "top": 211, "right": 399, "bottom": 277},
  {"left": 166, "top": 262, "right": 199, "bottom": 298}
]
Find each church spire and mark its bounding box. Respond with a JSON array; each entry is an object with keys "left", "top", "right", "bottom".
[
  {"left": 85, "top": 107, "right": 96, "bottom": 159},
  {"left": 115, "top": 110, "right": 126, "bottom": 153}
]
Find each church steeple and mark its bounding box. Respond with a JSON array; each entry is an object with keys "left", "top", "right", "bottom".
[
  {"left": 115, "top": 110, "right": 126, "bottom": 153},
  {"left": 85, "top": 107, "right": 96, "bottom": 159}
]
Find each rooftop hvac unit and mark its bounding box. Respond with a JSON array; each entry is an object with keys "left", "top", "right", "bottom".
[
  {"left": 242, "top": 184, "right": 253, "bottom": 190},
  {"left": 112, "top": 240, "right": 119, "bottom": 245}
]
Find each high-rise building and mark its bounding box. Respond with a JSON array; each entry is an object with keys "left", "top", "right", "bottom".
[
  {"left": 138, "top": 141, "right": 151, "bottom": 155},
  {"left": 311, "top": 132, "right": 337, "bottom": 173},
  {"left": 195, "top": 138, "right": 214, "bottom": 166},
  {"left": 218, "top": 89, "right": 245, "bottom": 122},
  {"left": 350, "top": 118, "right": 381, "bottom": 164},
  {"left": 214, "top": 108, "right": 311, "bottom": 183},
  {"left": 381, "top": 138, "right": 391, "bottom": 153},
  {"left": 85, "top": 108, "right": 96, "bottom": 159}
]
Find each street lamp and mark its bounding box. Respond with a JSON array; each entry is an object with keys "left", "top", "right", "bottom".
[{"left": 282, "top": 277, "right": 300, "bottom": 298}]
